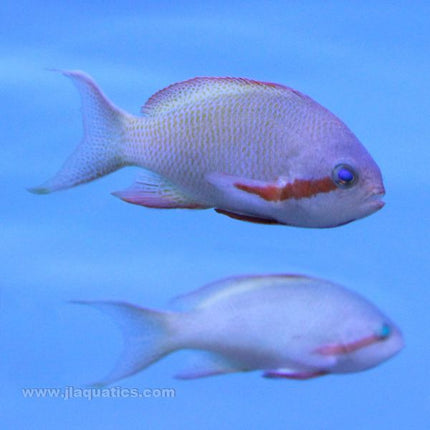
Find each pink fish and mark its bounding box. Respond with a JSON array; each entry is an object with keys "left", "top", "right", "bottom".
[
  {"left": 74, "top": 275, "right": 403, "bottom": 385},
  {"left": 30, "top": 71, "right": 385, "bottom": 227}
]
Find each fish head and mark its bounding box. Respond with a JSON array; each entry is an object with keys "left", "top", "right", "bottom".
[
  {"left": 329, "top": 319, "right": 404, "bottom": 373},
  {"left": 315, "top": 289, "right": 405, "bottom": 373},
  {"left": 282, "top": 128, "right": 385, "bottom": 228}
]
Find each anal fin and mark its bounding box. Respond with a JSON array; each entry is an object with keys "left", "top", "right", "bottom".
[
  {"left": 112, "top": 170, "right": 208, "bottom": 209},
  {"left": 175, "top": 351, "right": 243, "bottom": 380}
]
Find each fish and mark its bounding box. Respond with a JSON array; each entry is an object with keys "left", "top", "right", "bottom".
[
  {"left": 29, "top": 70, "right": 385, "bottom": 228},
  {"left": 74, "top": 274, "right": 403, "bottom": 385}
]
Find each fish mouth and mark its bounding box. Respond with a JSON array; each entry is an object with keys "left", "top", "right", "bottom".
[{"left": 366, "top": 188, "right": 385, "bottom": 210}]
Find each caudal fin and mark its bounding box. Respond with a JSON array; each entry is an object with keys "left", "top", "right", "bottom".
[
  {"left": 73, "top": 300, "right": 176, "bottom": 386},
  {"left": 29, "top": 70, "right": 131, "bottom": 194}
]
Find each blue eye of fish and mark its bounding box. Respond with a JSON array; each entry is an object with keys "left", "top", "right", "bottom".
[
  {"left": 332, "top": 164, "right": 357, "bottom": 188},
  {"left": 376, "top": 323, "right": 391, "bottom": 340}
]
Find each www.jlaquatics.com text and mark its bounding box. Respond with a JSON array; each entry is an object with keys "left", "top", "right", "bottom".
[{"left": 22, "top": 386, "right": 176, "bottom": 400}]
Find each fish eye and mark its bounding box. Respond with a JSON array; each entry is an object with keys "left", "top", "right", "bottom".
[
  {"left": 376, "top": 323, "right": 391, "bottom": 341},
  {"left": 332, "top": 164, "right": 358, "bottom": 188}
]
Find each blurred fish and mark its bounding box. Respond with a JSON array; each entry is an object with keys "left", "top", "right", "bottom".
[
  {"left": 75, "top": 275, "right": 403, "bottom": 385},
  {"left": 30, "top": 71, "right": 385, "bottom": 227}
]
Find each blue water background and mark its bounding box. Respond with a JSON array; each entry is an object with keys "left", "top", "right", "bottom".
[{"left": 1, "top": 1, "right": 429, "bottom": 428}]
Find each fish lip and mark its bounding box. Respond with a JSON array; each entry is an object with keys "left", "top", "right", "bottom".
[{"left": 366, "top": 188, "right": 385, "bottom": 210}]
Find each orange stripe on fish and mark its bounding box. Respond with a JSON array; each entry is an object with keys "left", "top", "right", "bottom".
[
  {"left": 234, "top": 177, "right": 337, "bottom": 202},
  {"left": 315, "top": 334, "right": 382, "bottom": 356}
]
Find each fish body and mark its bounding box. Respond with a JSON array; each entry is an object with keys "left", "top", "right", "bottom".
[
  {"left": 30, "top": 71, "right": 385, "bottom": 228},
  {"left": 77, "top": 275, "right": 403, "bottom": 385}
]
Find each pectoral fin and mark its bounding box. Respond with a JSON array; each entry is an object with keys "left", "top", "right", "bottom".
[
  {"left": 206, "top": 172, "right": 285, "bottom": 202},
  {"left": 207, "top": 172, "right": 287, "bottom": 224}
]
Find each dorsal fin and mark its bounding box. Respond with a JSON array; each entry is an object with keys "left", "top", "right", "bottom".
[
  {"left": 141, "top": 77, "right": 298, "bottom": 116},
  {"left": 171, "top": 274, "right": 309, "bottom": 311}
]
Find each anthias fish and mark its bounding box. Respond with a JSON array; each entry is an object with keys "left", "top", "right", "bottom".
[
  {"left": 30, "top": 71, "right": 385, "bottom": 227},
  {"left": 76, "top": 275, "right": 403, "bottom": 385}
]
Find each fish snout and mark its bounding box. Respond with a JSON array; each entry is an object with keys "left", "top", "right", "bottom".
[
  {"left": 366, "top": 186, "right": 386, "bottom": 210},
  {"left": 390, "top": 325, "right": 405, "bottom": 355}
]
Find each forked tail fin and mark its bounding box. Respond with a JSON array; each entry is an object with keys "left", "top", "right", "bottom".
[
  {"left": 29, "top": 70, "right": 132, "bottom": 194},
  {"left": 73, "top": 300, "right": 177, "bottom": 386}
]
